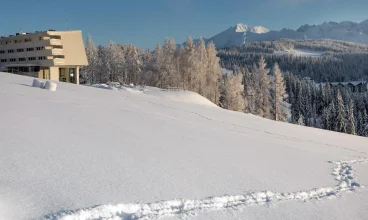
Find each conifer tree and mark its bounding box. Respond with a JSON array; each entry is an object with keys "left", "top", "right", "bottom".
[
  {"left": 223, "top": 74, "right": 245, "bottom": 112},
  {"left": 273, "top": 63, "right": 289, "bottom": 121},
  {"left": 82, "top": 35, "right": 99, "bottom": 84},
  {"left": 206, "top": 41, "right": 221, "bottom": 105},
  {"left": 347, "top": 100, "right": 356, "bottom": 135},
  {"left": 335, "top": 91, "right": 347, "bottom": 133}
]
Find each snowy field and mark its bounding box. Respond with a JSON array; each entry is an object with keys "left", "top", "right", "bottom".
[
  {"left": 0, "top": 72, "right": 367, "bottom": 220},
  {"left": 274, "top": 49, "right": 323, "bottom": 57}
]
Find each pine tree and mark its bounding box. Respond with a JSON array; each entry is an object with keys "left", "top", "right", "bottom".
[
  {"left": 253, "top": 57, "right": 271, "bottom": 118},
  {"left": 97, "top": 45, "right": 110, "bottom": 83},
  {"left": 106, "top": 41, "right": 125, "bottom": 83},
  {"left": 335, "top": 91, "right": 347, "bottom": 133},
  {"left": 322, "top": 106, "right": 331, "bottom": 130},
  {"left": 183, "top": 36, "right": 196, "bottom": 91},
  {"left": 273, "top": 63, "right": 289, "bottom": 121},
  {"left": 162, "top": 38, "right": 178, "bottom": 88},
  {"left": 297, "top": 113, "right": 305, "bottom": 126},
  {"left": 347, "top": 100, "right": 356, "bottom": 135},
  {"left": 206, "top": 41, "right": 221, "bottom": 104},
  {"left": 82, "top": 35, "right": 99, "bottom": 84},
  {"left": 223, "top": 74, "right": 245, "bottom": 112},
  {"left": 195, "top": 37, "right": 208, "bottom": 96},
  {"left": 152, "top": 44, "right": 164, "bottom": 87}
]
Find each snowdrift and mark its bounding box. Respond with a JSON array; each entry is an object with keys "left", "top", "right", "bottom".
[
  {"left": 0, "top": 72, "right": 368, "bottom": 220},
  {"left": 91, "top": 83, "right": 218, "bottom": 108}
]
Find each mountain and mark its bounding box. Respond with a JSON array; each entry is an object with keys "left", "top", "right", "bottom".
[
  {"left": 205, "top": 23, "right": 270, "bottom": 48},
  {"left": 204, "top": 20, "right": 368, "bottom": 48}
]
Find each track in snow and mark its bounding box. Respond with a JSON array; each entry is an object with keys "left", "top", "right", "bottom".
[{"left": 44, "top": 158, "right": 368, "bottom": 220}]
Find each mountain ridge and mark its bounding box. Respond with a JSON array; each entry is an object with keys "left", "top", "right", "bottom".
[{"left": 198, "top": 20, "right": 368, "bottom": 48}]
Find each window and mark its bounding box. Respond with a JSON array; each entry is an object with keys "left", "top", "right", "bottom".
[
  {"left": 0, "top": 59, "right": 7, "bottom": 62},
  {"left": 0, "top": 50, "right": 5, "bottom": 54},
  {"left": 19, "top": 67, "right": 29, "bottom": 72},
  {"left": 17, "top": 49, "right": 24, "bottom": 52},
  {"left": 30, "top": 66, "right": 40, "bottom": 72},
  {"left": 14, "top": 40, "right": 22, "bottom": 43},
  {"left": 8, "top": 50, "right": 14, "bottom": 53},
  {"left": 24, "top": 39, "right": 32, "bottom": 42},
  {"left": 28, "top": 57, "right": 36, "bottom": 61},
  {"left": 9, "top": 58, "right": 16, "bottom": 62},
  {"left": 18, "top": 58, "right": 26, "bottom": 62},
  {"left": 6, "top": 41, "right": 12, "bottom": 44},
  {"left": 36, "top": 47, "right": 44, "bottom": 51},
  {"left": 26, "top": 48, "right": 34, "bottom": 52},
  {"left": 38, "top": 56, "right": 46, "bottom": 60}
]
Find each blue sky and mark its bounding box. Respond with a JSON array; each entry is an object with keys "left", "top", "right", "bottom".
[{"left": 1, "top": 0, "right": 368, "bottom": 49}]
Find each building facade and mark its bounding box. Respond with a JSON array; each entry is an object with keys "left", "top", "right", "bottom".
[{"left": 0, "top": 30, "right": 88, "bottom": 84}]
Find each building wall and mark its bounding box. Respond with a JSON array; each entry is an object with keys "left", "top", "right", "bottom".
[
  {"left": 49, "top": 67, "right": 59, "bottom": 81},
  {"left": 0, "top": 30, "right": 88, "bottom": 84},
  {"left": 0, "top": 30, "right": 88, "bottom": 68},
  {"left": 50, "top": 31, "right": 88, "bottom": 66}
]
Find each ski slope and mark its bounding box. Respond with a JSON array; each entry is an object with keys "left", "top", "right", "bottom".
[
  {"left": 0, "top": 72, "right": 367, "bottom": 220},
  {"left": 274, "top": 49, "right": 323, "bottom": 57}
]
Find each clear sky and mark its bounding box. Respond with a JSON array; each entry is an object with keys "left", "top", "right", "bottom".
[{"left": 1, "top": 0, "right": 368, "bottom": 49}]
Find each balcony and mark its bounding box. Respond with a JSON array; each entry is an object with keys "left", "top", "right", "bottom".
[
  {"left": 52, "top": 48, "right": 64, "bottom": 55},
  {"left": 54, "top": 58, "right": 65, "bottom": 65},
  {"left": 50, "top": 39, "right": 62, "bottom": 46}
]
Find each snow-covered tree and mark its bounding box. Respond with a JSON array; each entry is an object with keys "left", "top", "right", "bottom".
[
  {"left": 195, "top": 37, "right": 208, "bottom": 96},
  {"left": 106, "top": 41, "right": 125, "bottom": 83},
  {"left": 347, "top": 100, "right": 356, "bottom": 135},
  {"left": 253, "top": 57, "right": 272, "bottom": 119},
  {"left": 182, "top": 36, "right": 196, "bottom": 91},
  {"left": 272, "top": 63, "right": 289, "bottom": 121},
  {"left": 222, "top": 74, "right": 245, "bottom": 112},
  {"left": 205, "top": 41, "right": 221, "bottom": 104},
  {"left": 297, "top": 113, "right": 305, "bottom": 126},
  {"left": 335, "top": 91, "right": 347, "bottom": 133},
  {"left": 81, "top": 35, "right": 99, "bottom": 84}
]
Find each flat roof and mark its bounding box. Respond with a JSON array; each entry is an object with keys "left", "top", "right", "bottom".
[{"left": 0, "top": 30, "right": 82, "bottom": 40}]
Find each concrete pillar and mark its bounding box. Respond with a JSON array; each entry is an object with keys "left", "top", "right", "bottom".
[
  {"left": 49, "top": 67, "right": 60, "bottom": 81},
  {"left": 75, "top": 66, "right": 80, "bottom": 85}
]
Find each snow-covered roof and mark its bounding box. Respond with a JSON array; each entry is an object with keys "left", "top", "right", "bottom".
[{"left": 316, "top": 81, "right": 367, "bottom": 87}]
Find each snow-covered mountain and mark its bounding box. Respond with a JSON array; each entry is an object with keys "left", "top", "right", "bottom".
[
  {"left": 205, "top": 24, "right": 270, "bottom": 48},
  {"left": 1, "top": 72, "right": 368, "bottom": 220},
  {"left": 205, "top": 20, "right": 368, "bottom": 48}
]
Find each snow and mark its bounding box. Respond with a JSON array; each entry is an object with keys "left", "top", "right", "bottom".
[
  {"left": 0, "top": 72, "right": 368, "bottom": 220},
  {"left": 91, "top": 84, "right": 217, "bottom": 107},
  {"left": 44, "top": 81, "right": 57, "bottom": 91},
  {"left": 32, "top": 79, "right": 45, "bottom": 88},
  {"left": 251, "top": 26, "right": 270, "bottom": 34},
  {"left": 274, "top": 49, "right": 323, "bottom": 57}
]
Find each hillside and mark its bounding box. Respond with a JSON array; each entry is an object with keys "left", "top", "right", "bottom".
[
  {"left": 218, "top": 39, "right": 368, "bottom": 82},
  {"left": 0, "top": 72, "right": 368, "bottom": 220},
  {"left": 202, "top": 20, "right": 368, "bottom": 48}
]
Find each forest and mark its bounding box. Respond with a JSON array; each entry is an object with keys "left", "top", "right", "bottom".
[{"left": 80, "top": 37, "right": 368, "bottom": 137}]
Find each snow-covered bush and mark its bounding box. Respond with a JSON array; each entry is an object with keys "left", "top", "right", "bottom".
[
  {"left": 44, "top": 81, "right": 57, "bottom": 91},
  {"left": 32, "top": 79, "right": 45, "bottom": 88}
]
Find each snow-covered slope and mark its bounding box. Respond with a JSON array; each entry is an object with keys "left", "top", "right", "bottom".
[
  {"left": 1, "top": 72, "right": 368, "bottom": 220},
  {"left": 205, "top": 20, "right": 368, "bottom": 48},
  {"left": 274, "top": 49, "right": 323, "bottom": 57}
]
